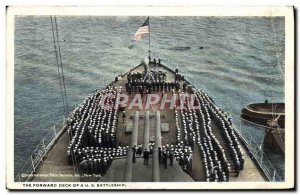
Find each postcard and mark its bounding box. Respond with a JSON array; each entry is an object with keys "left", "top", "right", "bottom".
[{"left": 6, "top": 6, "right": 294, "bottom": 190}]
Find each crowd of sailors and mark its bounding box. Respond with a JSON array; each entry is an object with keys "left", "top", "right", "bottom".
[
  {"left": 129, "top": 143, "right": 193, "bottom": 174},
  {"left": 77, "top": 146, "right": 128, "bottom": 176},
  {"left": 174, "top": 88, "right": 244, "bottom": 181},
  {"left": 73, "top": 141, "right": 194, "bottom": 176},
  {"left": 199, "top": 90, "right": 245, "bottom": 172},
  {"left": 171, "top": 143, "right": 193, "bottom": 174},
  {"left": 125, "top": 68, "right": 185, "bottom": 94},
  {"left": 64, "top": 62, "right": 244, "bottom": 181},
  {"left": 66, "top": 86, "right": 121, "bottom": 169}
]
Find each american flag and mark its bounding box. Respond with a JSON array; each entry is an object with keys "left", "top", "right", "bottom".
[{"left": 133, "top": 17, "right": 149, "bottom": 41}]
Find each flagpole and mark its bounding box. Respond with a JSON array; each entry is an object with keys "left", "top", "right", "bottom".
[{"left": 148, "top": 16, "right": 151, "bottom": 58}]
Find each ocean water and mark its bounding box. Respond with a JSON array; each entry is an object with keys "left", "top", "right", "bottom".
[{"left": 14, "top": 16, "right": 285, "bottom": 179}]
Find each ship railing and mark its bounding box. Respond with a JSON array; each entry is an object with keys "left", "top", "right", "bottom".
[
  {"left": 232, "top": 118, "right": 283, "bottom": 182},
  {"left": 16, "top": 115, "right": 67, "bottom": 182}
]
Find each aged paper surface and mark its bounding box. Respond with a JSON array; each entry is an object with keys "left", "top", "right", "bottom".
[{"left": 6, "top": 6, "right": 294, "bottom": 190}]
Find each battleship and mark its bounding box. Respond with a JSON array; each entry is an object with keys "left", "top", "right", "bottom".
[
  {"left": 241, "top": 102, "right": 285, "bottom": 155},
  {"left": 15, "top": 16, "right": 284, "bottom": 184},
  {"left": 241, "top": 103, "right": 285, "bottom": 128},
  {"left": 17, "top": 57, "right": 273, "bottom": 183}
]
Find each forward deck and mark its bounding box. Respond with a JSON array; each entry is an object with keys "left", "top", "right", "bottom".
[{"left": 31, "top": 62, "right": 265, "bottom": 182}]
